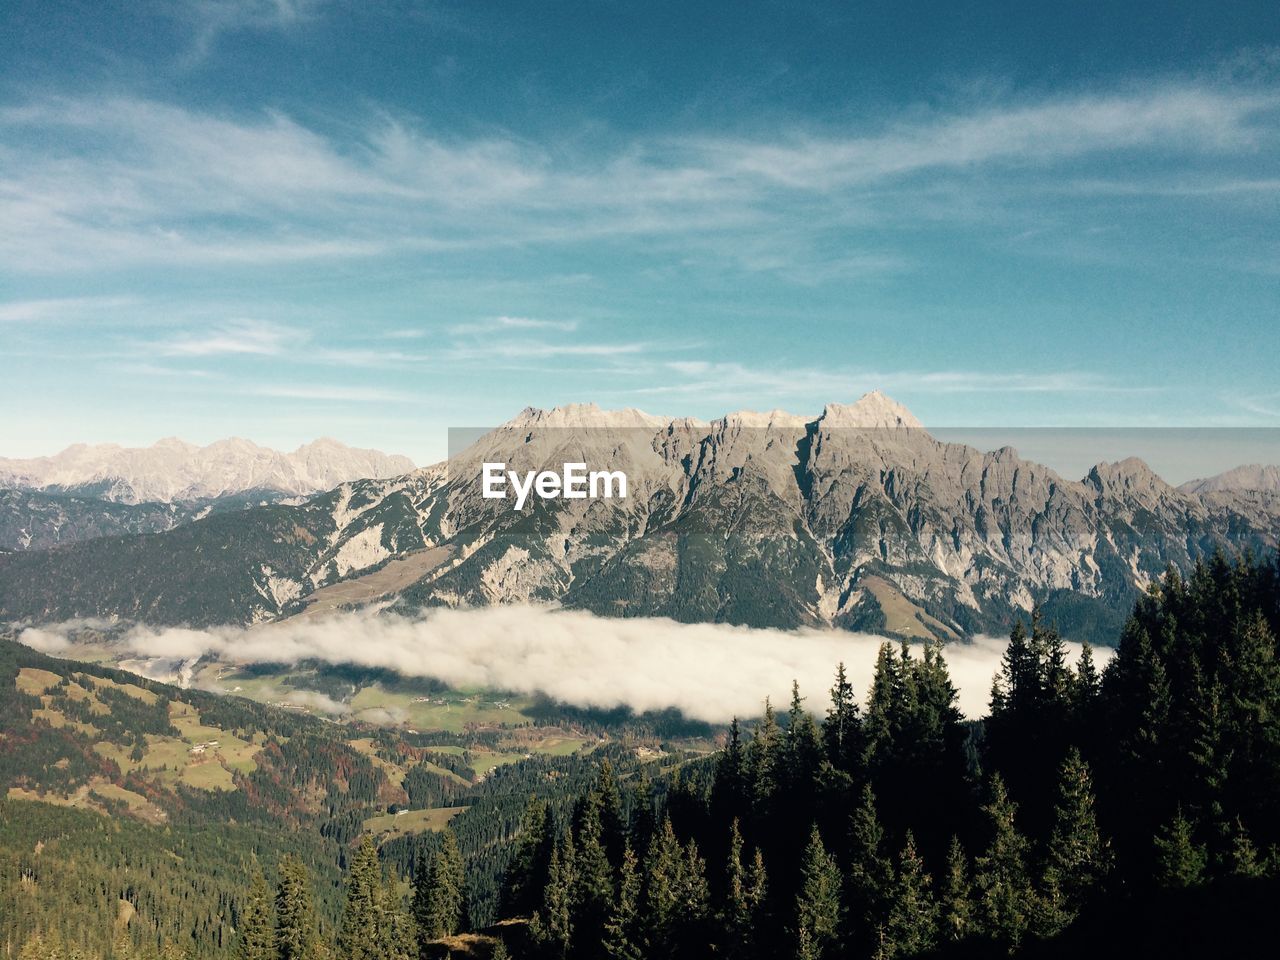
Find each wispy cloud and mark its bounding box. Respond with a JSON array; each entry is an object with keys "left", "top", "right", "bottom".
[
  {"left": 171, "top": 0, "right": 327, "bottom": 64},
  {"left": 634, "top": 361, "right": 1152, "bottom": 402},
  {"left": 158, "top": 318, "right": 301, "bottom": 356},
  {"left": 0, "top": 296, "right": 137, "bottom": 323},
  {"left": 248, "top": 384, "right": 421, "bottom": 403},
  {"left": 448, "top": 316, "right": 581, "bottom": 335},
  {"left": 2, "top": 80, "right": 1274, "bottom": 275}
]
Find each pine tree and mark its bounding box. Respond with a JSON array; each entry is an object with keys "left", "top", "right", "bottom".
[
  {"left": 572, "top": 781, "right": 617, "bottom": 959},
  {"left": 846, "top": 784, "right": 893, "bottom": 941},
  {"left": 602, "top": 844, "right": 642, "bottom": 960},
  {"left": 746, "top": 846, "right": 768, "bottom": 936},
  {"left": 275, "top": 855, "right": 322, "bottom": 960},
  {"left": 1042, "top": 748, "right": 1112, "bottom": 922},
  {"left": 823, "top": 662, "right": 863, "bottom": 775},
  {"left": 1153, "top": 810, "right": 1206, "bottom": 889},
  {"left": 595, "top": 761, "right": 627, "bottom": 871},
  {"left": 722, "top": 820, "right": 752, "bottom": 955},
  {"left": 339, "top": 837, "right": 384, "bottom": 960},
  {"left": 382, "top": 876, "right": 416, "bottom": 960},
  {"left": 747, "top": 700, "right": 780, "bottom": 816},
  {"left": 416, "top": 830, "right": 467, "bottom": 942},
  {"left": 712, "top": 718, "right": 750, "bottom": 828},
  {"left": 675, "top": 839, "right": 712, "bottom": 951},
  {"left": 795, "top": 826, "right": 842, "bottom": 959},
  {"left": 531, "top": 831, "right": 576, "bottom": 960},
  {"left": 236, "top": 871, "right": 275, "bottom": 960},
  {"left": 1229, "top": 822, "right": 1265, "bottom": 879},
  {"left": 786, "top": 682, "right": 825, "bottom": 786},
  {"left": 882, "top": 832, "right": 937, "bottom": 959},
  {"left": 639, "top": 818, "right": 682, "bottom": 955},
  {"left": 502, "top": 798, "right": 553, "bottom": 918},
  {"left": 939, "top": 837, "right": 972, "bottom": 944},
  {"left": 973, "top": 776, "right": 1033, "bottom": 950}
]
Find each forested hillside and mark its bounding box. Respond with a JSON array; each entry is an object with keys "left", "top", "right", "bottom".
[
  {"left": 5, "top": 552, "right": 1280, "bottom": 959},
  {"left": 484, "top": 552, "right": 1280, "bottom": 959},
  {"left": 0, "top": 641, "right": 687, "bottom": 958}
]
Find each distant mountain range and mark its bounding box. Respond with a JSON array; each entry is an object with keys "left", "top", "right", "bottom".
[
  {"left": 0, "top": 437, "right": 415, "bottom": 504},
  {"left": 1, "top": 393, "right": 1277, "bottom": 642},
  {"left": 0, "top": 438, "right": 415, "bottom": 552},
  {"left": 1179, "top": 463, "right": 1280, "bottom": 495}
]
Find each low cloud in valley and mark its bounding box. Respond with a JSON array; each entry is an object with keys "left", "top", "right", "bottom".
[{"left": 18, "top": 607, "right": 1109, "bottom": 723}]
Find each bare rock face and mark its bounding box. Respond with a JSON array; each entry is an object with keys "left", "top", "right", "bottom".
[{"left": 1, "top": 392, "right": 1277, "bottom": 642}]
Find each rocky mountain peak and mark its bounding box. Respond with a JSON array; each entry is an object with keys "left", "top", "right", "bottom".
[{"left": 819, "top": 391, "right": 924, "bottom": 430}]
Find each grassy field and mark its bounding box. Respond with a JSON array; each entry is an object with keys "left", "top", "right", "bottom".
[
  {"left": 362, "top": 805, "right": 469, "bottom": 841},
  {"left": 86, "top": 699, "right": 260, "bottom": 792}
]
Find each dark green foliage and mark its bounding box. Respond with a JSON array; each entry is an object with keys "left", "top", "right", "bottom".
[
  {"left": 235, "top": 872, "right": 275, "bottom": 960},
  {"left": 338, "top": 837, "right": 384, "bottom": 960},
  {"left": 1041, "top": 748, "right": 1111, "bottom": 930},
  {"left": 1153, "top": 810, "right": 1206, "bottom": 889},
  {"left": 882, "top": 832, "right": 937, "bottom": 959},
  {"left": 794, "top": 826, "right": 841, "bottom": 959},
  {"left": 602, "top": 844, "right": 642, "bottom": 960},
  {"left": 973, "top": 775, "right": 1034, "bottom": 950},
  {"left": 415, "top": 829, "right": 466, "bottom": 943}
]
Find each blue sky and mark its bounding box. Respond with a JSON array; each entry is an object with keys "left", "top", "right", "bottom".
[{"left": 1, "top": 0, "right": 1279, "bottom": 465}]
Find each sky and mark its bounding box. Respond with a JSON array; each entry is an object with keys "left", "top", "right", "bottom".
[{"left": 2, "top": 0, "right": 1279, "bottom": 466}]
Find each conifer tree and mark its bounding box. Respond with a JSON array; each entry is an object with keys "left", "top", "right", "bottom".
[
  {"left": 639, "top": 818, "right": 682, "bottom": 955},
  {"left": 1229, "top": 822, "right": 1265, "bottom": 879},
  {"left": 1153, "top": 810, "right": 1206, "bottom": 889},
  {"left": 571, "top": 779, "right": 616, "bottom": 959},
  {"left": 745, "top": 846, "right": 768, "bottom": 938},
  {"left": 882, "top": 832, "right": 937, "bottom": 959},
  {"left": 1075, "top": 642, "right": 1099, "bottom": 710},
  {"left": 502, "top": 798, "right": 553, "bottom": 918},
  {"left": 236, "top": 871, "right": 275, "bottom": 960},
  {"left": 747, "top": 700, "right": 780, "bottom": 815},
  {"left": 339, "top": 837, "right": 384, "bottom": 960},
  {"left": 712, "top": 718, "right": 750, "bottom": 828},
  {"left": 973, "top": 776, "right": 1033, "bottom": 949},
  {"left": 1043, "top": 748, "right": 1112, "bottom": 920},
  {"left": 939, "top": 837, "right": 972, "bottom": 944},
  {"left": 595, "top": 761, "right": 628, "bottom": 871},
  {"left": 602, "top": 844, "right": 642, "bottom": 960},
  {"left": 531, "top": 832, "right": 576, "bottom": 960},
  {"left": 795, "top": 826, "right": 842, "bottom": 959},
  {"left": 846, "top": 784, "right": 893, "bottom": 941},
  {"left": 275, "top": 855, "right": 322, "bottom": 960},
  {"left": 786, "top": 682, "right": 825, "bottom": 779},
  {"left": 382, "top": 876, "right": 416, "bottom": 960},
  {"left": 823, "top": 662, "right": 863, "bottom": 775},
  {"left": 416, "top": 830, "right": 467, "bottom": 942},
  {"left": 722, "top": 820, "right": 752, "bottom": 955}
]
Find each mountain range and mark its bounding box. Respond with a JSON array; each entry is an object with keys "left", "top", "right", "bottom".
[
  {"left": 0, "top": 437, "right": 416, "bottom": 504},
  {"left": 1, "top": 392, "right": 1277, "bottom": 642},
  {"left": 0, "top": 438, "right": 416, "bottom": 552}
]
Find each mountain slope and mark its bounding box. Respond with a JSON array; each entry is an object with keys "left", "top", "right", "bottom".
[{"left": 2, "top": 394, "right": 1277, "bottom": 641}]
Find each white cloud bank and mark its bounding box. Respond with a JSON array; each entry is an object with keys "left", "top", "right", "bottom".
[{"left": 18, "top": 606, "right": 1111, "bottom": 723}]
